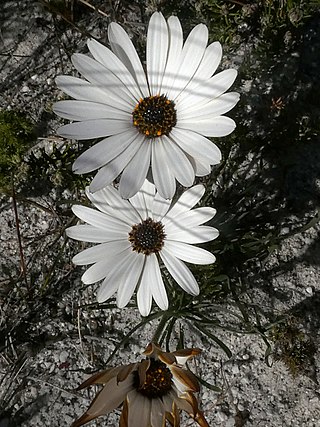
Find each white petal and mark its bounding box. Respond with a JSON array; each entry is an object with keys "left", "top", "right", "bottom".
[
  {"left": 164, "top": 207, "right": 216, "bottom": 232},
  {"left": 148, "top": 254, "right": 168, "bottom": 311},
  {"left": 119, "top": 142, "right": 152, "bottom": 199},
  {"left": 160, "top": 16, "right": 183, "bottom": 94},
  {"left": 167, "top": 23, "right": 208, "bottom": 100},
  {"left": 161, "top": 135, "right": 195, "bottom": 187},
  {"left": 66, "top": 224, "right": 125, "bottom": 243},
  {"left": 170, "top": 127, "right": 221, "bottom": 165},
  {"left": 53, "top": 100, "right": 130, "bottom": 121},
  {"left": 137, "top": 276, "right": 152, "bottom": 317},
  {"left": 164, "top": 240, "right": 216, "bottom": 264},
  {"left": 71, "top": 205, "right": 131, "bottom": 232},
  {"left": 160, "top": 247, "right": 199, "bottom": 295},
  {"left": 57, "top": 119, "right": 131, "bottom": 140},
  {"left": 165, "top": 185, "right": 205, "bottom": 219},
  {"left": 151, "top": 139, "right": 176, "bottom": 199},
  {"left": 196, "top": 41, "right": 222, "bottom": 79},
  {"left": 164, "top": 225, "right": 219, "bottom": 244},
  {"left": 177, "top": 68, "right": 237, "bottom": 109},
  {"left": 82, "top": 254, "right": 125, "bottom": 284},
  {"left": 175, "top": 41, "right": 222, "bottom": 102},
  {"left": 178, "top": 92, "right": 240, "bottom": 120},
  {"left": 86, "top": 185, "right": 140, "bottom": 224},
  {"left": 116, "top": 252, "right": 145, "bottom": 308},
  {"left": 136, "top": 260, "right": 153, "bottom": 316},
  {"left": 129, "top": 179, "right": 156, "bottom": 221},
  {"left": 188, "top": 155, "right": 212, "bottom": 177},
  {"left": 151, "top": 192, "right": 171, "bottom": 221},
  {"left": 72, "top": 240, "right": 131, "bottom": 265},
  {"left": 96, "top": 251, "right": 144, "bottom": 305},
  {"left": 108, "top": 22, "right": 149, "bottom": 97},
  {"left": 72, "top": 54, "right": 135, "bottom": 109},
  {"left": 147, "top": 12, "right": 169, "bottom": 95},
  {"left": 89, "top": 135, "right": 144, "bottom": 192},
  {"left": 97, "top": 274, "right": 121, "bottom": 303},
  {"left": 87, "top": 38, "right": 143, "bottom": 101},
  {"left": 72, "top": 129, "right": 138, "bottom": 174},
  {"left": 55, "top": 75, "right": 121, "bottom": 106},
  {"left": 72, "top": 243, "right": 107, "bottom": 265},
  {"left": 177, "top": 115, "right": 236, "bottom": 137}
]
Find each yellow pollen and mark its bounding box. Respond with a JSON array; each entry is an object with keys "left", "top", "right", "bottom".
[{"left": 134, "top": 359, "right": 173, "bottom": 398}]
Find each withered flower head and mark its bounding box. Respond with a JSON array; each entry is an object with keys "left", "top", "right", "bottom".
[{"left": 72, "top": 343, "right": 209, "bottom": 427}]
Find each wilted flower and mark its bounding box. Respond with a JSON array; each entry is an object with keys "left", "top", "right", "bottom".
[
  {"left": 72, "top": 342, "right": 209, "bottom": 427},
  {"left": 54, "top": 12, "right": 239, "bottom": 199},
  {"left": 66, "top": 179, "right": 218, "bottom": 316}
]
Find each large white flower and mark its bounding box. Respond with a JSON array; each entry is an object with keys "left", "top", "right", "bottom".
[
  {"left": 54, "top": 12, "right": 239, "bottom": 199},
  {"left": 66, "top": 180, "right": 218, "bottom": 315}
]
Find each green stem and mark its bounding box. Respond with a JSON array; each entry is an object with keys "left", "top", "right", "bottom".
[
  {"left": 152, "top": 312, "right": 170, "bottom": 345},
  {"left": 105, "top": 311, "right": 164, "bottom": 365}
]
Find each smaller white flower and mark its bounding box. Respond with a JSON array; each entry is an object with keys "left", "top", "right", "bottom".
[{"left": 67, "top": 180, "right": 218, "bottom": 315}]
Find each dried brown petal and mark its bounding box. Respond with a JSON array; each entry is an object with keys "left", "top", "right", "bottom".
[
  {"left": 172, "top": 348, "right": 201, "bottom": 359},
  {"left": 76, "top": 367, "right": 119, "bottom": 391},
  {"left": 73, "top": 375, "right": 133, "bottom": 426},
  {"left": 143, "top": 342, "right": 161, "bottom": 357},
  {"left": 176, "top": 392, "right": 209, "bottom": 427},
  {"left": 166, "top": 401, "right": 181, "bottom": 427},
  {"left": 117, "top": 363, "right": 137, "bottom": 383},
  {"left": 158, "top": 351, "right": 176, "bottom": 366},
  {"left": 137, "top": 358, "right": 150, "bottom": 388},
  {"left": 171, "top": 365, "right": 200, "bottom": 392}
]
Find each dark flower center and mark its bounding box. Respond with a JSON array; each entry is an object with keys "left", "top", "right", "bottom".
[
  {"left": 134, "top": 359, "right": 173, "bottom": 398},
  {"left": 128, "top": 218, "right": 166, "bottom": 256},
  {"left": 132, "top": 95, "right": 177, "bottom": 138}
]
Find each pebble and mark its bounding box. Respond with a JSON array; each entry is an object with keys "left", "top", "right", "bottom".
[
  {"left": 238, "top": 403, "right": 245, "bottom": 411},
  {"left": 306, "top": 286, "right": 313, "bottom": 295},
  {"left": 59, "top": 351, "right": 69, "bottom": 363},
  {"left": 216, "top": 410, "right": 227, "bottom": 422},
  {"left": 232, "top": 365, "right": 240, "bottom": 375},
  {"left": 30, "top": 386, "right": 38, "bottom": 399}
]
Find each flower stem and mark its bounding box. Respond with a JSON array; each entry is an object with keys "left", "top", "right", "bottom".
[{"left": 152, "top": 313, "right": 170, "bottom": 345}]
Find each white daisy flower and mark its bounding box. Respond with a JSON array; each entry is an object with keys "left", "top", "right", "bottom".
[
  {"left": 66, "top": 180, "right": 218, "bottom": 316},
  {"left": 54, "top": 12, "right": 239, "bottom": 199}
]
